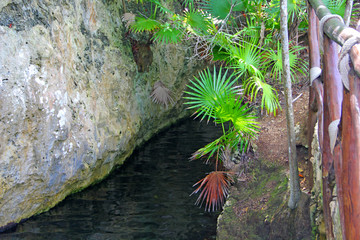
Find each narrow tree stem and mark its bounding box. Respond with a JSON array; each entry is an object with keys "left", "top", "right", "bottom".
[
  {"left": 280, "top": 0, "right": 301, "bottom": 209},
  {"left": 344, "top": 0, "right": 354, "bottom": 27}
]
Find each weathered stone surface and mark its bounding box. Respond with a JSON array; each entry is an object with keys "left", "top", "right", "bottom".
[{"left": 0, "top": 0, "right": 200, "bottom": 228}]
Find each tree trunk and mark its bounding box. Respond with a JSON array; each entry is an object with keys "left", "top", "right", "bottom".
[
  {"left": 280, "top": 0, "right": 301, "bottom": 209},
  {"left": 344, "top": 0, "right": 354, "bottom": 27}
]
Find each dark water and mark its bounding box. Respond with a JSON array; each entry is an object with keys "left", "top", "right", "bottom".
[{"left": 2, "top": 119, "right": 223, "bottom": 240}]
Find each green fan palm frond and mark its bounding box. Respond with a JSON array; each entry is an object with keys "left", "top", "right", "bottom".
[
  {"left": 214, "top": 96, "right": 259, "bottom": 135},
  {"left": 229, "top": 40, "right": 264, "bottom": 79},
  {"left": 322, "top": 0, "right": 346, "bottom": 16},
  {"left": 263, "top": 42, "right": 308, "bottom": 83},
  {"left": 202, "top": 0, "right": 246, "bottom": 19},
  {"left": 184, "top": 67, "right": 241, "bottom": 122},
  {"left": 130, "top": 17, "right": 161, "bottom": 32},
  {"left": 183, "top": 9, "right": 211, "bottom": 35},
  {"left": 244, "top": 76, "right": 281, "bottom": 115},
  {"left": 152, "top": 25, "right": 183, "bottom": 44}
]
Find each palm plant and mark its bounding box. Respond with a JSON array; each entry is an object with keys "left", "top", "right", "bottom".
[
  {"left": 201, "top": 0, "right": 246, "bottom": 20},
  {"left": 184, "top": 67, "right": 259, "bottom": 211},
  {"left": 322, "top": 0, "right": 346, "bottom": 16},
  {"left": 244, "top": 76, "right": 281, "bottom": 115},
  {"left": 263, "top": 42, "right": 308, "bottom": 83},
  {"left": 184, "top": 67, "right": 241, "bottom": 122},
  {"left": 226, "top": 40, "right": 281, "bottom": 115},
  {"left": 228, "top": 40, "right": 264, "bottom": 79}
]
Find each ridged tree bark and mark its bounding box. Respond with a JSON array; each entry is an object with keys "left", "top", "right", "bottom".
[{"left": 280, "top": 0, "right": 301, "bottom": 209}]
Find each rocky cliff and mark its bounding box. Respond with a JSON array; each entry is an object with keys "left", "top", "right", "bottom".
[{"left": 0, "top": 0, "right": 199, "bottom": 229}]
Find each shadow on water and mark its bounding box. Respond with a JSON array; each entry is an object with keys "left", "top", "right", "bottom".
[{"left": 2, "top": 118, "right": 224, "bottom": 240}]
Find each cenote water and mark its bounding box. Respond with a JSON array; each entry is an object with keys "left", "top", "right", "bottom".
[{"left": 3, "top": 119, "right": 223, "bottom": 240}]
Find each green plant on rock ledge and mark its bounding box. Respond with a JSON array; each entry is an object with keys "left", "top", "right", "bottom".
[
  {"left": 184, "top": 67, "right": 259, "bottom": 211},
  {"left": 125, "top": 0, "right": 310, "bottom": 211}
]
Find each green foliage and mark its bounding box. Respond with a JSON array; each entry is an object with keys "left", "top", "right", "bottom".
[
  {"left": 152, "top": 25, "right": 183, "bottom": 44},
  {"left": 202, "top": 0, "right": 246, "bottom": 19},
  {"left": 228, "top": 40, "right": 264, "bottom": 79},
  {"left": 149, "top": 0, "right": 174, "bottom": 15},
  {"left": 184, "top": 66, "right": 259, "bottom": 160},
  {"left": 322, "top": 0, "right": 346, "bottom": 16},
  {"left": 263, "top": 42, "right": 308, "bottom": 83},
  {"left": 236, "top": 18, "right": 261, "bottom": 39},
  {"left": 269, "top": 0, "right": 307, "bottom": 22},
  {"left": 185, "top": 67, "right": 259, "bottom": 211},
  {"left": 130, "top": 17, "right": 160, "bottom": 32},
  {"left": 214, "top": 96, "right": 259, "bottom": 135},
  {"left": 191, "top": 130, "right": 244, "bottom": 162},
  {"left": 184, "top": 67, "right": 241, "bottom": 122},
  {"left": 183, "top": 9, "right": 211, "bottom": 34},
  {"left": 244, "top": 76, "right": 281, "bottom": 115}
]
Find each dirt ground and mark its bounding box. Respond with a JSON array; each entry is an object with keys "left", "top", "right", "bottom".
[
  {"left": 217, "top": 81, "right": 314, "bottom": 240},
  {"left": 254, "top": 84, "right": 312, "bottom": 193}
]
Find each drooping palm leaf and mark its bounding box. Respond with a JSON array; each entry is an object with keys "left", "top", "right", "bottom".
[
  {"left": 191, "top": 171, "right": 234, "bottom": 212},
  {"left": 190, "top": 128, "right": 254, "bottom": 163},
  {"left": 150, "top": 81, "right": 174, "bottom": 108},
  {"left": 244, "top": 76, "right": 281, "bottom": 115},
  {"left": 152, "top": 25, "right": 183, "bottom": 44},
  {"left": 122, "top": 13, "right": 136, "bottom": 28},
  {"left": 130, "top": 17, "right": 161, "bottom": 32}
]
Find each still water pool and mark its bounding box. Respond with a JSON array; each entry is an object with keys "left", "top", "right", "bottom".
[{"left": 3, "top": 119, "right": 223, "bottom": 240}]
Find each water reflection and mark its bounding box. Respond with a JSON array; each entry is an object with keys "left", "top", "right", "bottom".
[{"left": 2, "top": 119, "right": 222, "bottom": 240}]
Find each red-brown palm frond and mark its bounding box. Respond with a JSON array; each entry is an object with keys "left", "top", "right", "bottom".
[
  {"left": 191, "top": 171, "right": 234, "bottom": 212},
  {"left": 150, "top": 81, "right": 174, "bottom": 108}
]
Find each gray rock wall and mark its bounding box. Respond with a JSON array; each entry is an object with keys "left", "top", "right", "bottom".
[{"left": 0, "top": 0, "right": 199, "bottom": 229}]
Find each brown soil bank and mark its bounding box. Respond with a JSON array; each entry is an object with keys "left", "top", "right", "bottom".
[{"left": 217, "top": 90, "right": 313, "bottom": 239}]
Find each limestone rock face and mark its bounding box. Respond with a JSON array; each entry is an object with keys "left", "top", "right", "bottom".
[{"left": 0, "top": 0, "right": 199, "bottom": 228}]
